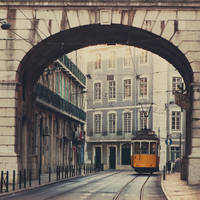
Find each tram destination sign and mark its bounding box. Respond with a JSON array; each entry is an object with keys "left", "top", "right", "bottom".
[{"left": 174, "top": 91, "right": 190, "bottom": 110}]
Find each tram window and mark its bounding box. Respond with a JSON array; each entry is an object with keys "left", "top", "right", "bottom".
[
  {"left": 134, "top": 142, "right": 140, "bottom": 154},
  {"left": 150, "top": 142, "right": 156, "bottom": 154},
  {"left": 141, "top": 142, "right": 149, "bottom": 154}
]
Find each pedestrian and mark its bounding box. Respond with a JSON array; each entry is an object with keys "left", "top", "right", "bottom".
[{"left": 167, "top": 160, "right": 171, "bottom": 174}]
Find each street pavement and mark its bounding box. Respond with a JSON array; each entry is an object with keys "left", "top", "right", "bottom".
[
  {"left": 1, "top": 170, "right": 200, "bottom": 199},
  {"left": 161, "top": 172, "right": 200, "bottom": 200}
]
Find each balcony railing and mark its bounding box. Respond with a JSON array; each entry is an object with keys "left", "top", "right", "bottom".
[
  {"left": 87, "top": 131, "right": 135, "bottom": 141},
  {"left": 58, "top": 55, "right": 86, "bottom": 85},
  {"left": 36, "top": 83, "right": 86, "bottom": 121}
]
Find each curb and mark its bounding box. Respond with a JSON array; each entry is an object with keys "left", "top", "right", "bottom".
[{"left": 161, "top": 175, "right": 171, "bottom": 200}]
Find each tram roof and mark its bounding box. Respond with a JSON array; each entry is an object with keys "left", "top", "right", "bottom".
[{"left": 131, "top": 129, "right": 159, "bottom": 141}]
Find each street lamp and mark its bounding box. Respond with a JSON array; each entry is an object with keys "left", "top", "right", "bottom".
[{"left": 0, "top": 19, "right": 11, "bottom": 30}]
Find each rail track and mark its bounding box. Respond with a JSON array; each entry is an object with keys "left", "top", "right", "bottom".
[{"left": 112, "top": 174, "right": 151, "bottom": 200}]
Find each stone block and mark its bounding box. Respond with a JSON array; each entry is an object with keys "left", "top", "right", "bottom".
[
  {"left": 188, "top": 157, "right": 200, "bottom": 184},
  {"left": 178, "top": 11, "right": 196, "bottom": 20},
  {"left": 0, "top": 135, "right": 15, "bottom": 145},
  {"left": 89, "top": 10, "right": 98, "bottom": 24},
  {"left": 121, "top": 10, "right": 129, "bottom": 25},
  {"left": 112, "top": 10, "right": 122, "bottom": 24},
  {"left": 36, "top": 10, "right": 55, "bottom": 20},
  {"left": 0, "top": 98, "right": 16, "bottom": 107},
  {"left": 192, "top": 120, "right": 200, "bottom": 129},
  {"left": 0, "top": 49, "right": 26, "bottom": 61},
  {"left": 38, "top": 19, "right": 51, "bottom": 37},
  {"left": 15, "top": 19, "right": 32, "bottom": 29},
  {"left": 152, "top": 21, "right": 162, "bottom": 36},
  {"left": 145, "top": 10, "right": 158, "bottom": 20},
  {"left": 172, "top": 31, "right": 200, "bottom": 47},
  {"left": 67, "top": 10, "right": 80, "bottom": 28},
  {"left": 178, "top": 20, "right": 200, "bottom": 31},
  {"left": 193, "top": 99, "right": 200, "bottom": 109},
  {"left": 186, "top": 52, "right": 200, "bottom": 65},
  {"left": 193, "top": 72, "right": 200, "bottom": 82},
  {"left": 161, "top": 20, "right": 175, "bottom": 40},
  {"left": 132, "top": 10, "right": 146, "bottom": 28},
  {"left": 50, "top": 20, "right": 60, "bottom": 35},
  {"left": 157, "top": 10, "right": 176, "bottom": 20},
  {"left": 78, "top": 10, "right": 90, "bottom": 26},
  {"left": 0, "top": 108, "right": 16, "bottom": 117},
  {"left": 0, "top": 9, "right": 7, "bottom": 19},
  {"left": 0, "top": 117, "right": 15, "bottom": 126},
  {"left": 0, "top": 60, "right": 20, "bottom": 71},
  {"left": 16, "top": 9, "right": 34, "bottom": 19},
  {"left": 0, "top": 90, "right": 16, "bottom": 98},
  {"left": 0, "top": 126, "right": 15, "bottom": 136},
  {"left": 0, "top": 71, "right": 17, "bottom": 81},
  {"left": 179, "top": 41, "right": 200, "bottom": 54}
]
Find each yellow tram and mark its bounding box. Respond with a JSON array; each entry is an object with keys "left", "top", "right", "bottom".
[{"left": 131, "top": 129, "right": 160, "bottom": 173}]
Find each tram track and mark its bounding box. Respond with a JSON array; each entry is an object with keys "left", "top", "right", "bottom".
[
  {"left": 140, "top": 175, "right": 151, "bottom": 200},
  {"left": 113, "top": 174, "right": 151, "bottom": 200}
]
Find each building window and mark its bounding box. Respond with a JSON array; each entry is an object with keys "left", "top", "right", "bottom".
[
  {"left": 171, "top": 111, "right": 181, "bottom": 130},
  {"left": 108, "top": 80, "right": 116, "bottom": 100},
  {"left": 95, "top": 53, "right": 101, "bottom": 70},
  {"left": 109, "top": 51, "right": 115, "bottom": 69},
  {"left": 171, "top": 146, "right": 180, "bottom": 162},
  {"left": 139, "top": 50, "right": 148, "bottom": 64},
  {"left": 124, "top": 79, "right": 131, "bottom": 99},
  {"left": 94, "top": 114, "right": 101, "bottom": 134},
  {"left": 94, "top": 82, "right": 101, "bottom": 101},
  {"left": 124, "top": 112, "right": 131, "bottom": 133},
  {"left": 140, "top": 111, "right": 148, "bottom": 129},
  {"left": 139, "top": 77, "right": 148, "bottom": 97},
  {"left": 109, "top": 113, "right": 116, "bottom": 134},
  {"left": 172, "top": 77, "right": 182, "bottom": 94}
]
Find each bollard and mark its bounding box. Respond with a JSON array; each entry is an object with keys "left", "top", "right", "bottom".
[
  {"left": 49, "top": 167, "right": 51, "bottom": 183},
  {"left": 13, "top": 170, "right": 15, "bottom": 191},
  {"left": 56, "top": 166, "right": 58, "bottom": 181},
  {"left": 5, "top": 171, "right": 8, "bottom": 192},
  {"left": 38, "top": 168, "right": 41, "bottom": 185},
  {"left": 62, "top": 166, "right": 64, "bottom": 179},
  {"left": 1, "top": 171, "right": 3, "bottom": 193},
  {"left": 64, "top": 166, "right": 67, "bottom": 179},
  {"left": 19, "top": 170, "right": 22, "bottom": 189},
  {"left": 24, "top": 169, "right": 26, "bottom": 188},
  {"left": 163, "top": 166, "right": 166, "bottom": 180},
  {"left": 29, "top": 169, "right": 32, "bottom": 187}
]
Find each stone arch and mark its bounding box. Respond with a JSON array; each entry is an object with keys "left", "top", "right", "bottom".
[{"left": 18, "top": 24, "right": 193, "bottom": 90}]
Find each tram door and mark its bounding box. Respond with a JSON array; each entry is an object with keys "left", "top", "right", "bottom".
[
  {"left": 109, "top": 147, "right": 116, "bottom": 169},
  {"left": 95, "top": 147, "right": 101, "bottom": 169}
]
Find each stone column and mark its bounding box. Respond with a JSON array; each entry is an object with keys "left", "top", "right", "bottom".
[
  {"left": 0, "top": 81, "right": 19, "bottom": 173},
  {"left": 188, "top": 83, "right": 200, "bottom": 184}
]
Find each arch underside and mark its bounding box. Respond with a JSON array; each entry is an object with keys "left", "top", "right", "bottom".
[{"left": 19, "top": 24, "right": 193, "bottom": 91}]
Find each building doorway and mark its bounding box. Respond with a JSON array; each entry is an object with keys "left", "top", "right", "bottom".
[
  {"left": 109, "top": 147, "right": 116, "bottom": 169},
  {"left": 95, "top": 147, "right": 101, "bottom": 169},
  {"left": 122, "top": 143, "right": 131, "bottom": 165}
]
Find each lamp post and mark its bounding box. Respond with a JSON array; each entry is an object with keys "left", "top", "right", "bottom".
[{"left": 0, "top": 19, "right": 11, "bottom": 30}]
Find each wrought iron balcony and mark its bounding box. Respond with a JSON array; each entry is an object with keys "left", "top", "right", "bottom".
[
  {"left": 58, "top": 55, "right": 86, "bottom": 85},
  {"left": 36, "top": 83, "right": 86, "bottom": 121},
  {"left": 87, "top": 130, "right": 135, "bottom": 141}
]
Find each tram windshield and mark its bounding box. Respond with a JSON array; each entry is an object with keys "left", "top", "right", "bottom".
[
  {"left": 134, "top": 142, "right": 140, "bottom": 154},
  {"left": 150, "top": 142, "right": 156, "bottom": 154},
  {"left": 141, "top": 142, "right": 149, "bottom": 154}
]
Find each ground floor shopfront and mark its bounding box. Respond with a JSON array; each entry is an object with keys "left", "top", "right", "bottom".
[{"left": 86, "top": 142, "right": 132, "bottom": 170}]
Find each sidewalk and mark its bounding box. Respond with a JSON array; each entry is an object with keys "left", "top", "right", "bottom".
[{"left": 161, "top": 172, "right": 200, "bottom": 200}]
